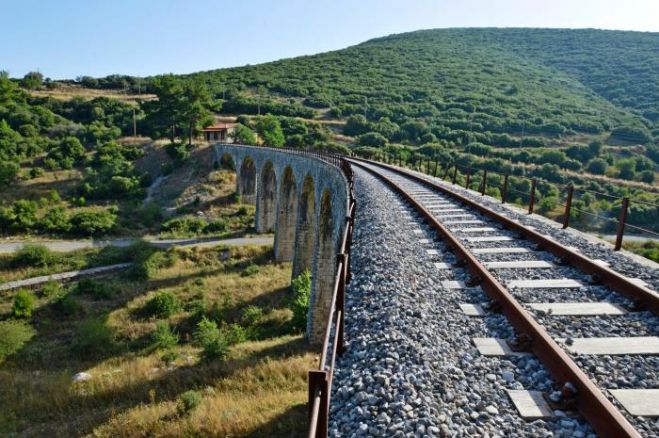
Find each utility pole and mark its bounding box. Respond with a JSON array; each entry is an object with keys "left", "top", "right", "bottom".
[{"left": 132, "top": 108, "right": 137, "bottom": 137}]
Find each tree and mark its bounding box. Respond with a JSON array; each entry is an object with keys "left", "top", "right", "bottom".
[
  {"left": 356, "top": 131, "right": 387, "bottom": 147},
  {"left": 639, "top": 170, "right": 655, "bottom": 184},
  {"left": 586, "top": 158, "right": 608, "bottom": 175},
  {"left": 231, "top": 123, "right": 257, "bottom": 145},
  {"left": 0, "top": 161, "right": 19, "bottom": 185},
  {"left": 180, "top": 79, "right": 215, "bottom": 146},
  {"left": 22, "top": 71, "right": 43, "bottom": 89},
  {"left": 256, "top": 115, "right": 285, "bottom": 147},
  {"left": 343, "top": 115, "right": 370, "bottom": 136},
  {"left": 145, "top": 75, "right": 185, "bottom": 143},
  {"left": 616, "top": 159, "right": 636, "bottom": 180}
]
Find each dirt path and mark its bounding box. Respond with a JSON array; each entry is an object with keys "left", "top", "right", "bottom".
[{"left": 0, "top": 236, "right": 274, "bottom": 254}]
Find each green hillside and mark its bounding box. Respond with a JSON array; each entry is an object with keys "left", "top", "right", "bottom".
[{"left": 175, "top": 28, "right": 658, "bottom": 144}]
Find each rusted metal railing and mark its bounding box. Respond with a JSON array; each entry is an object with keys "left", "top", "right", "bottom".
[{"left": 307, "top": 164, "right": 356, "bottom": 438}]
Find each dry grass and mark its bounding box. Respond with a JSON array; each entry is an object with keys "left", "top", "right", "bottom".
[
  {"left": 29, "top": 85, "right": 156, "bottom": 103},
  {"left": 3, "top": 168, "right": 82, "bottom": 204},
  {"left": 0, "top": 245, "right": 313, "bottom": 437}
]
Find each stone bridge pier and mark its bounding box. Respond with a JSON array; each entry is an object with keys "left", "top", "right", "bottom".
[{"left": 213, "top": 144, "right": 350, "bottom": 344}]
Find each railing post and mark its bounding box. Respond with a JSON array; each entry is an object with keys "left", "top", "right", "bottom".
[
  {"left": 528, "top": 178, "right": 537, "bottom": 214},
  {"left": 308, "top": 370, "right": 329, "bottom": 438},
  {"left": 562, "top": 185, "right": 574, "bottom": 229},
  {"left": 452, "top": 166, "right": 458, "bottom": 184},
  {"left": 481, "top": 170, "right": 488, "bottom": 195},
  {"left": 501, "top": 174, "right": 509, "bottom": 204},
  {"left": 433, "top": 160, "right": 439, "bottom": 177},
  {"left": 336, "top": 253, "right": 346, "bottom": 355},
  {"left": 614, "top": 197, "right": 629, "bottom": 251},
  {"left": 443, "top": 165, "right": 450, "bottom": 179},
  {"left": 465, "top": 172, "right": 471, "bottom": 189}
]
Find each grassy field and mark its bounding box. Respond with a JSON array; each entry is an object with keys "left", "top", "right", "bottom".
[{"left": 0, "top": 244, "right": 312, "bottom": 437}]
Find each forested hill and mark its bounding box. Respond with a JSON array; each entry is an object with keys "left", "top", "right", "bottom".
[
  {"left": 173, "top": 27, "right": 659, "bottom": 142},
  {"left": 83, "top": 28, "right": 659, "bottom": 147}
]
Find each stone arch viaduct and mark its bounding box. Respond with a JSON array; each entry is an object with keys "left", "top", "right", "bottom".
[{"left": 213, "top": 144, "right": 350, "bottom": 344}]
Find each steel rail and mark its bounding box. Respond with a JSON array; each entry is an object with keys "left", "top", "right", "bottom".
[
  {"left": 351, "top": 159, "right": 642, "bottom": 438},
  {"left": 355, "top": 158, "right": 659, "bottom": 315}
]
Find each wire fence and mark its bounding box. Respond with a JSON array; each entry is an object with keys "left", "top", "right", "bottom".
[{"left": 372, "top": 152, "right": 658, "bottom": 251}]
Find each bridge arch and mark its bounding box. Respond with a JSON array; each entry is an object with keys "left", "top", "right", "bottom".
[
  {"left": 238, "top": 156, "right": 256, "bottom": 205},
  {"left": 212, "top": 144, "right": 350, "bottom": 344},
  {"left": 274, "top": 166, "right": 297, "bottom": 262},
  {"left": 256, "top": 161, "right": 277, "bottom": 233},
  {"left": 308, "top": 188, "right": 337, "bottom": 343},
  {"left": 292, "top": 174, "right": 316, "bottom": 279}
]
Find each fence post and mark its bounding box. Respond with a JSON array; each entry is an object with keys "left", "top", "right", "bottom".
[
  {"left": 452, "top": 166, "right": 458, "bottom": 184},
  {"left": 481, "top": 170, "right": 488, "bottom": 195},
  {"left": 501, "top": 175, "right": 509, "bottom": 204},
  {"left": 336, "top": 253, "right": 347, "bottom": 355},
  {"left": 444, "top": 165, "right": 450, "bottom": 179},
  {"left": 562, "top": 185, "right": 574, "bottom": 229},
  {"left": 308, "top": 370, "right": 329, "bottom": 438},
  {"left": 614, "top": 197, "right": 629, "bottom": 251},
  {"left": 465, "top": 172, "right": 471, "bottom": 189},
  {"left": 433, "top": 160, "right": 439, "bottom": 177},
  {"left": 528, "top": 178, "right": 537, "bottom": 214}
]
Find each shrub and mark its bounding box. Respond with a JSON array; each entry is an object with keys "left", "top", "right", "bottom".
[
  {"left": 165, "top": 142, "right": 190, "bottom": 163},
  {"left": 11, "top": 244, "right": 53, "bottom": 268},
  {"left": 145, "top": 291, "right": 180, "bottom": 318},
  {"left": 289, "top": 270, "right": 311, "bottom": 331},
  {"left": 205, "top": 219, "right": 228, "bottom": 233},
  {"left": 75, "top": 278, "right": 115, "bottom": 300},
  {"left": 241, "top": 305, "right": 263, "bottom": 326},
  {"left": 161, "top": 350, "right": 180, "bottom": 365},
  {"left": 70, "top": 210, "right": 117, "bottom": 236},
  {"left": 177, "top": 390, "right": 202, "bottom": 415},
  {"left": 72, "top": 318, "right": 114, "bottom": 357},
  {"left": 151, "top": 321, "right": 179, "bottom": 349},
  {"left": 40, "top": 280, "right": 63, "bottom": 298},
  {"left": 52, "top": 293, "right": 82, "bottom": 317},
  {"left": 194, "top": 317, "right": 228, "bottom": 360},
  {"left": 161, "top": 216, "right": 207, "bottom": 234},
  {"left": 130, "top": 247, "right": 177, "bottom": 280},
  {"left": 241, "top": 264, "right": 260, "bottom": 277},
  {"left": 12, "top": 289, "right": 35, "bottom": 318},
  {"left": 224, "top": 323, "right": 248, "bottom": 345},
  {"left": 0, "top": 321, "right": 36, "bottom": 361}
]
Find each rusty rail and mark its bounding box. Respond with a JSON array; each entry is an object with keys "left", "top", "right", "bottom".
[
  {"left": 359, "top": 158, "right": 659, "bottom": 314},
  {"left": 351, "top": 158, "right": 642, "bottom": 438}
]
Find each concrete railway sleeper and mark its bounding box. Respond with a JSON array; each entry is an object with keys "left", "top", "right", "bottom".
[{"left": 350, "top": 159, "right": 657, "bottom": 438}]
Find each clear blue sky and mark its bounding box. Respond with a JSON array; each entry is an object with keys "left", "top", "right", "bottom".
[{"left": 2, "top": 0, "right": 658, "bottom": 79}]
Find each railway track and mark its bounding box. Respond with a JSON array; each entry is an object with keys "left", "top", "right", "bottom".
[{"left": 339, "top": 159, "right": 658, "bottom": 437}]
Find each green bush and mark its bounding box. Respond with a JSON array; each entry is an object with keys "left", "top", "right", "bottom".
[
  {"left": 40, "top": 280, "right": 63, "bottom": 298},
  {"left": 11, "top": 244, "right": 53, "bottom": 268},
  {"left": 52, "top": 293, "right": 82, "bottom": 317},
  {"left": 223, "top": 323, "right": 248, "bottom": 345},
  {"left": 176, "top": 390, "right": 202, "bottom": 416},
  {"left": 241, "top": 305, "right": 263, "bottom": 326},
  {"left": 72, "top": 318, "right": 115, "bottom": 357},
  {"left": 12, "top": 289, "right": 35, "bottom": 318},
  {"left": 194, "top": 317, "right": 228, "bottom": 360},
  {"left": 0, "top": 320, "right": 36, "bottom": 361},
  {"left": 289, "top": 270, "right": 311, "bottom": 331},
  {"left": 151, "top": 321, "right": 179, "bottom": 349},
  {"left": 70, "top": 209, "right": 117, "bottom": 236},
  {"left": 75, "top": 278, "right": 115, "bottom": 300},
  {"left": 241, "top": 264, "right": 260, "bottom": 277},
  {"left": 161, "top": 216, "right": 207, "bottom": 234},
  {"left": 205, "top": 219, "right": 228, "bottom": 233},
  {"left": 130, "top": 247, "right": 177, "bottom": 280},
  {"left": 145, "top": 291, "right": 180, "bottom": 318}
]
